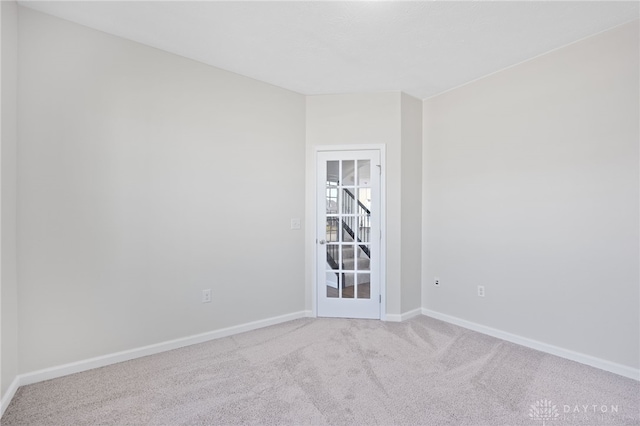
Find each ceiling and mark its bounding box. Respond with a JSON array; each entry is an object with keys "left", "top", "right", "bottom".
[{"left": 19, "top": 1, "right": 639, "bottom": 100}]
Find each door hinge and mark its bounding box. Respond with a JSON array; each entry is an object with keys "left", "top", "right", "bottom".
[
  {"left": 379, "top": 294, "right": 382, "bottom": 303},
  {"left": 376, "top": 165, "right": 381, "bottom": 175}
]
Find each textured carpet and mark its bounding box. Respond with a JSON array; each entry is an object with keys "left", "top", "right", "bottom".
[{"left": 3, "top": 316, "right": 639, "bottom": 425}]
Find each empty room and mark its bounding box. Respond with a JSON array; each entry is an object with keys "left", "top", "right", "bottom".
[{"left": 1, "top": 1, "right": 638, "bottom": 425}]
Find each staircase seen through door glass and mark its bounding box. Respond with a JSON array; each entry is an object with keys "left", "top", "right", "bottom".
[{"left": 325, "top": 160, "right": 371, "bottom": 300}]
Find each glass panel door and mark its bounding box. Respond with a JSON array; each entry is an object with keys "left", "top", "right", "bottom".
[{"left": 317, "top": 150, "right": 380, "bottom": 319}]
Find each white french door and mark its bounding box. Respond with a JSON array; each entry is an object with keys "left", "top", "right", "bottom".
[{"left": 316, "top": 150, "right": 381, "bottom": 319}]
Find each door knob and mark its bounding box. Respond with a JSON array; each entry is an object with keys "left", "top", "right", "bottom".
[{"left": 319, "top": 239, "right": 326, "bottom": 245}]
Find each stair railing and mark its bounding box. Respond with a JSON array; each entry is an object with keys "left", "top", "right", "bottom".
[
  {"left": 342, "top": 189, "right": 371, "bottom": 258},
  {"left": 324, "top": 189, "right": 372, "bottom": 291}
]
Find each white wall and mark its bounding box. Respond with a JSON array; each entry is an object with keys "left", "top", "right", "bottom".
[
  {"left": 8, "top": 3, "right": 637, "bottom": 387},
  {"left": 423, "top": 21, "right": 639, "bottom": 369},
  {"left": 1, "top": 0, "right": 19, "bottom": 400},
  {"left": 17, "top": 8, "right": 306, "bottom": 373},
  {"left": 400, "top": 93, "right": 422, "bottom": 313}
]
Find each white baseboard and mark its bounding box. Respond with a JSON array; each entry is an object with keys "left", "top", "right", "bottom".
[
  {"left": 0, "top": 376, "right": 20, "bottom": 417},
  {"left": 386, "top": 308, "right": 422, "bottom": 322},
  {"left": 422, "top": 308, "right": 639, "bottom": 381},
  {"left": 2, "top": 310, "right": 310, "bottom": 416}
]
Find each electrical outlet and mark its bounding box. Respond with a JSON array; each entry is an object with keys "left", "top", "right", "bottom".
[
  {"left": 202, "top": 289, "right": 212, "bottom": 303},
  {"left": 290, "top": 218, "right": 301, "bottom": 230},
  {"left": 477, "top": 286, "right": 485, "bottom": 297},
  {"left": 434, "top": 277, "right": 440, "bottom": 287}
]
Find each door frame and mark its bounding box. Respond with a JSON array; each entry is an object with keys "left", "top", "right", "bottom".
[{"left": 311, "top": 144, "right": 386, "bottom": 320}]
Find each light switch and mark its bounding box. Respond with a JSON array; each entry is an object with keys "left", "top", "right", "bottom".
[{"left": 290, "top": 218, "right": 301, "bottom": 230}]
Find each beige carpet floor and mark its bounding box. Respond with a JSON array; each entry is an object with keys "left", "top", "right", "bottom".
[{"left": 3, "top": 316, "right": 639, "bottom": 425}]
